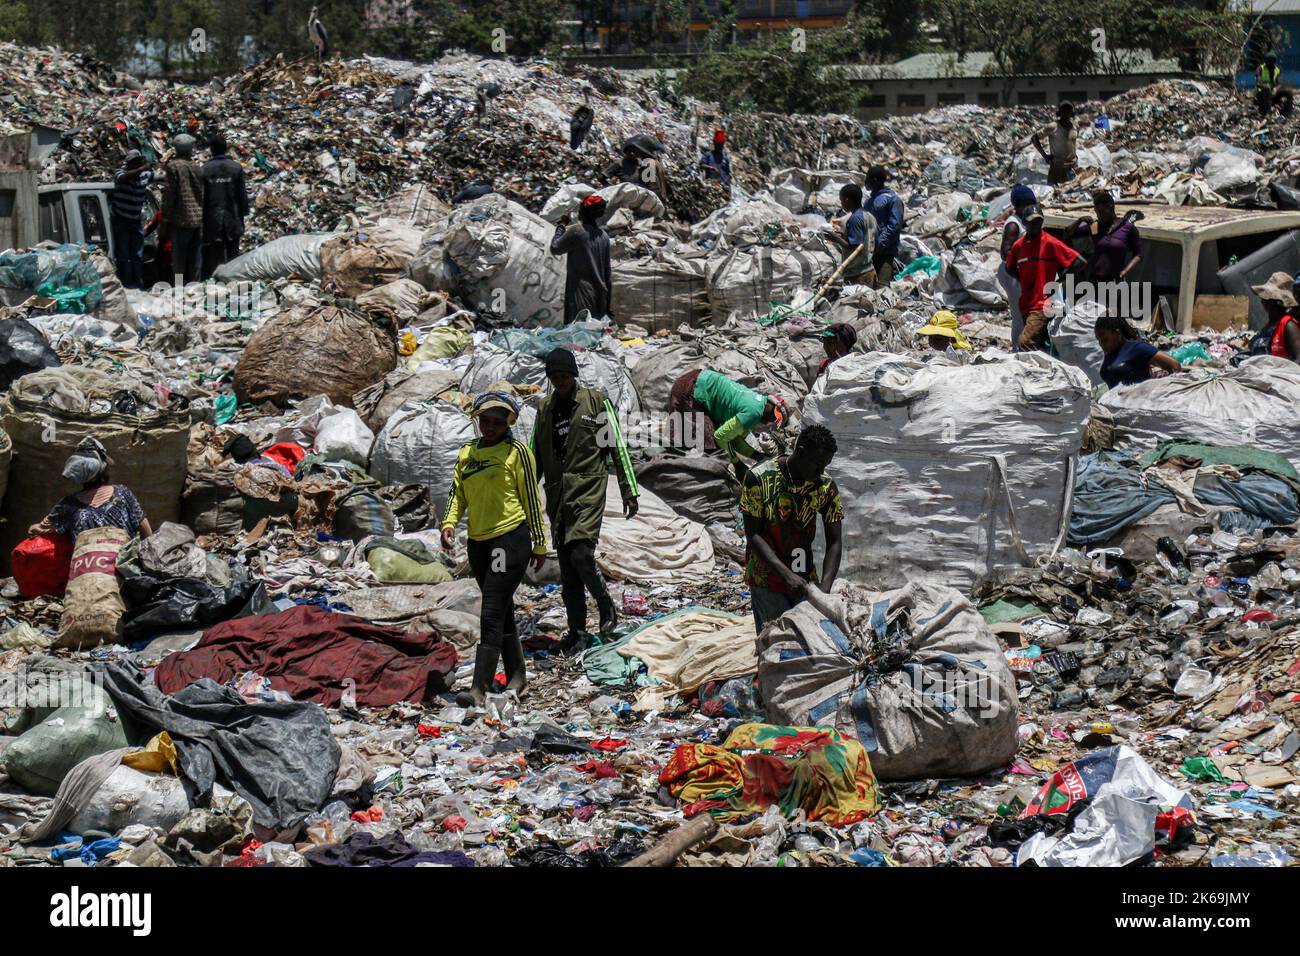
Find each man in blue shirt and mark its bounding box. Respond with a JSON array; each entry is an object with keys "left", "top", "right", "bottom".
[
  {"left": 833, "top": 183, "right": 872, "bottom": 283},
  {"left": 864, "top": 165, "right": 904, "bottom": 288},
  {"left": 699, "top": 129, "right": 732, "bottom": 190}
]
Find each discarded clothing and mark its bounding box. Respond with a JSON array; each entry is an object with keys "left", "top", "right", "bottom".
[
  {"left": 154, "top": 605, "right": 458, "bottom": 708},
  {"left": 659, "top": 722, "right": 880, "bottom": 825}
]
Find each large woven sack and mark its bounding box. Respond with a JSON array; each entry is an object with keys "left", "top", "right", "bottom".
[
  {"left": 0, "top": 372, "right": 189, "bottom": 571},
  {"left": 214, "top": 233, "right": 335, "bottom": 282},
  {"left": 56, "top": 527, "right": 130, "bottom": 650},
  {"left": 624, "top": 341, "right": 704, "bottom": 413},
  {"left": 369, "top": 400, "right": 478, "bottom": 521},
  {"left": 363, "top": 184, "right": 450, "bottom": 229},
  {"left": 181, "top": 423, "right": 243, "bottom": 537},
  {"left": 611, "top": 254, "right": 709, "bottom": 332},
  {"left": 757, "top": 581, "right": 1020, "bottom": 781},
  {"left": 705, "top": 243, "right": 837, "bottom": 323},
  {"left": 319, "top": 223, "right": 423, "bottom": 297},
  {"left": 353, "top": 366, "right": 462, "bottom": 433},
  {"left": 233, "top": 304, "right": 397, "bottom": 409},
  {"left": 354, "top": 278, "right": 429, "bottom": 325}
]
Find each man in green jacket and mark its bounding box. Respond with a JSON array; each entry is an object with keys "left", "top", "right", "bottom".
[{"left": 532, "top": 347, "right": 639, "bottom": 649}]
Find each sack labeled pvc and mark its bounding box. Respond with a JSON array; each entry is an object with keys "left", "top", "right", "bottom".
[{"left": 56, "top": 527, "right": 130, "bottom": 650}]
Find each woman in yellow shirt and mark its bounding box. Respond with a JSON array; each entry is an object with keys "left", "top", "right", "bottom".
[{"left": 441, "top": 392, "right": 548, "bottom": 706}]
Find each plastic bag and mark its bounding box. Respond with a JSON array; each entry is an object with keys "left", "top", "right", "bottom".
[
  {"left": 11, "top": 532, "right": 73, "bottom": 599},
  {"left": 314, "top": 409, "right": 375, "bottom": 467},
  {"left": 0, "top": 317, "right": 62, "bottom": 390}
]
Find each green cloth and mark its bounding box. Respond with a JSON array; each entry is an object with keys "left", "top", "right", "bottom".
[
  {"left": 531, "top": 386, "right": 638, "bottom": 548},
  {"left": 364, "top": 537, "right": 452, "bottom": 584},
  {"left": 1179, "top": 757, "right": 1226, "bottom": 783},
  {"left": 583, "top": 634, "right": 653, "bottom": 687},
  {"left": 1140, "top": 440, "right": 1300, "bottom": 492},
  {"left": 979, "top": 599, "right": 1047, "bottom": 625}
]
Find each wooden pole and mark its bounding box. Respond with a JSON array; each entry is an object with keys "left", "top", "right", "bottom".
[{"left": 623, "top": 815, "right": 719, "bottom": 867}]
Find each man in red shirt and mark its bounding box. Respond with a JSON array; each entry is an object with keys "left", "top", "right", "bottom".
[{"left": 1005, "top": 205, "right": 1085, "bottom": 352}]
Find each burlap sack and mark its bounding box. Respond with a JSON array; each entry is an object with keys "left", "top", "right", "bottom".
[{"left": 56, "top": 527, "right": 130, "bottom": 649}]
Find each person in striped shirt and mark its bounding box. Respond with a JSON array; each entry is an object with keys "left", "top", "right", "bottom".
[
  {"left": 110, "top": 150, "right": 154, "bottom": 289},
  {"left": 441, "top": 392, "right": 548, "bottom": 706}
]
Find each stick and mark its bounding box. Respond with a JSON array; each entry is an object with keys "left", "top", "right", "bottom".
[
  {"left": 623, "top": 815, "right": 719, "bottom": 867},
  {"left": 809, "top": 244, "right": 865, "bottom": 307}
]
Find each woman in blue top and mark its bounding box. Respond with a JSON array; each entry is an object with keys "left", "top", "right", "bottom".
[{"left": 1095, "top": 315, "right": 1181, "bottom": 388}]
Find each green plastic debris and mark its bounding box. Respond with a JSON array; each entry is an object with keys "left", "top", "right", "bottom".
[
  {"left": 215, "top": 392, "right": 238, "bottom": 425},
  {"left": 34, "top": 282, "right": 91, "bottom": 312},
  {"left": 894, "top": 256, "right": 942, "bottom": 281},
  {"left": 1170, "top": 342, "right": 1212, "bottom": 365},
  {"left": 1179, "top": 757, "right": 1226, "bottom": 783},
  {"left": 979, "top": 599, "right": 1047, "bottom": 625}
]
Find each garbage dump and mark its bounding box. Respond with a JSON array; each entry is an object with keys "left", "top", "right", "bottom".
[{"left": 0, "top": 37, "right": 1298, "bottom": 877}]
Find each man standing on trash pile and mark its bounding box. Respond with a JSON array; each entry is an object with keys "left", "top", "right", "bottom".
[
  {"left": 741, "top": 424, "right": 843, "bottom": 631},
  {"left": 864, "top": 166, "right": 904, "bottom": 288},
  {"left": 605, "top": 137, "right": 670, "bottom": 204},
  {"left": 997, "top": 183, "right": 1036, "bottom": 350},
  {"left": 531, "top": 347, "right": 639, "bottom": 653},
  {"left": 1248, "top": 272, "right": 1300, "bottom": 361},
  {"left": 817, "top": 323, "right": 857, "bottom": 377},
  {"left": 831, "top": 183, "right": 873, "bottom": 285},
  {"left": 110, "top": 149, "right": 154, "bottom": 290},
  {"left": 1256, "top": 53, "right": 1294, "bottom": 118},
  {"left": 1032, "top": 102, "right": 1078, "bottom": 186},
  {"left": 699, "top": 129, "right": 732, "bottom": 190},
  {"left": 1005, "top": 205, "right": 1084, "bottom": 352},
  {"left": 441, "top": 393, "right": 548, "bottom": 707},
  {"left": 667, "top": 369, "right": 788, "bottom": 481},
  {"left": 550, "top": 194, "right": 612, "bottom": 325},
  {"left": 159, "top": 134, "right": 205, "bottom": 286},
  {"left": 200, "top": 131, "right": 251, "bottom": 280}
]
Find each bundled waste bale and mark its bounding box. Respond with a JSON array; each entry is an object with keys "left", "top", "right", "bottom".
[
  {"left": 403, "top": 326, "right": 473, "bottom": 370},
  {"left": 441, "top": 194, "right": 568, "bottom": 326},
  {"left": 1099, "top": 357, "right": 1300, "bottom": 470},
  {"left": 319, "top": 222, "right": 423, "bottom": 297},
  {"left": 803, "top": 351, "right": 1091, "bottom": 593},
  {"left": 213, "top": 233, "right": 335, "bottom": 282},
  {"left": 757, "top": 581, "right": 1019, "bottom": 781},
  {"left": 354, "top": 278, "right": 430, "bottom": 325},
  {"left": 0, "top": 366, "right": 190, "bottom": 568},
  {"left": 624, "top": 341, "right": 704, "bottom": 412},
  {"left": 57, "top": 527, "right": 130, "bottom": 649},
  {"left": 233, "top": 304, "right": 397, "bottom": 409},
  {"left": 368, "top": 400, "right": 478, "bottom": 518},
  {"left": 362, "top": 184, "right": 450, "bottom": 229},
  {"left": 460, "top": 344, "right": 641, "bottom": 418},
  {"left": 612, "top": 253, "right": 710, "bottom": 332},
  {"left": 706, "top": 242, "right": 837, "bottom": 323},
  {"left": 68, "top": 763, "right": 191, "bottom": 836},
  {"left": 353, "top": 366, "right": 462, "bottom": 433},
  {"left": 771, "top": 167, "right": 865, "bottom": 214},
  {"left": 181, "top": 424, "right": 243, "bottom": 537},
  {"left": 0, "top": 243, "right": 104, "bottom": 314},
  {"left": 540, "top": 181, "right": 666, "bottom": 223}
]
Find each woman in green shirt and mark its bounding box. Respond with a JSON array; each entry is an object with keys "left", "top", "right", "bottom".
[{"left": 667, "top": 369, "right": 788, "bottom": 478}]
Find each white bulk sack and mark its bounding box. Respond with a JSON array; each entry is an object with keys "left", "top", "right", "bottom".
[
  {"left": 442, "top": 194, "right": 568, "bottom": 326},
  {"left": 757, "top": 581, "right": 1019, "bottom": 781},
  {"left": 803, "top": 350, "right": 1091, "bottom": 592},
  {"left": 611, "top": 253, "right": 709, "bottom": 332},
  {"left": 1049, "top": 296, "right": 1107, "bottom": 387},
  {"left": 369, "top": 400, "right": 477, "bottom": 518},
  {"left": 706, "top": 243, "right": 837, "bottom": 322},
  {"left": 214, "top": 233, "right": 335, "bottom": 282},
  {"left": 460, "top": 344, "right": 641, "bottom": 419},
  {"left": 540, "top": 181, "right": 665, "bottom": 224},
  {"left": 68, "top": 764, "right": 190, "bottom": 835},
  {"left": 1099, "top": 356, "right": 1300, "bottom": 469}
]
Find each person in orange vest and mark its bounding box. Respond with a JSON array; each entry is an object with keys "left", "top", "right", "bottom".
[{"left": 1256, "top": 53, "right": 1294, "bottom": 118}]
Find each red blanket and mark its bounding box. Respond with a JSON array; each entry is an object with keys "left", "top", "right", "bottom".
[{"left": 154, "top": 605, "right": 459, "bottom": 707}]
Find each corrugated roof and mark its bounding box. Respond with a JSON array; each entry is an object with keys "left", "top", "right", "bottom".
[{"left": 839, "top": 49, "right": 1185, "bottom": 81}]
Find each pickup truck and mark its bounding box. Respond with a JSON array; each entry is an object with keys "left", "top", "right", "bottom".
[{"left": 1, "top": 126, "right": 162, "bottom": 287}]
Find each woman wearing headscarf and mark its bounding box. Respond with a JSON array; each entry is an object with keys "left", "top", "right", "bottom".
[
  {"left": 27, "top": 439, "right": 153, "bottom": 540},
  {"left": 440, "top": 392, "right": 548, "bottom": 706},
  {"left": 917, "top": 310, "right": 973, "bottom": 354}
]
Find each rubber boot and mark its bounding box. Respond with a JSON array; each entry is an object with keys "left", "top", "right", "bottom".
[
  {"left": 501, "top": 633, "right": 527, "bottom": 695},
  {"left": 598, "top": 598, "right": 618, "bottom": 637},
  {"left": 456, "top": 644, "right": 500, "bottom": 708}
]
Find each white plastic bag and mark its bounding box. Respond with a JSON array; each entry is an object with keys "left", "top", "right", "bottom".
[{"left": 314, "top": 408, "right": 375, "bottom": 466}]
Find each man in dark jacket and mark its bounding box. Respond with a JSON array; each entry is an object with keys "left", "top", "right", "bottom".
[
  {"left": 531, "top": 347, "right": 638, "bottom": 651},
  {"left": 200, "top": 131, "right": 250, "bottom": 279},
  {"left": 110, "top": 149, "right": 154, "bottom": 289},
  {"left": 549, "top": 193, "right": 612, "bottom": 323},
  {"left": 160, "top": 133, "right": 205, "bottom": 284}
]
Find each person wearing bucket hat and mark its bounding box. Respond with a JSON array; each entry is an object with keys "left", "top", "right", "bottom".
[
  {"left": 817, "top": 322, "right": 858, "bottom": 377},
  {"left": 1005, "top": 204, "right": 1085, "bottom": 352},
  {"left": 667, "top": 368, "right": 787, "bottom": 480},
  {"left": 550, "top": 193, "right": 612, "bottom": 325},
  {"left": 917, "top": 310, "right": 973, "bottom": 353},
  {"left": 110, "top": 149, "right": 156, "bottom": 289},
  {"left": 27, "top": 438, "right": 153, "bottom": 541},
  {"left": 441, "top": 391, "right": 548, "bottom": 706},
  {"left": 1248, "top": 271, "right": 1300, "bottom": 361},
  {"left": 699, "top": 128, "right": 731, "bottom": 189},
  {"left": 532, "top": 348, "right": 639, "bottom": 653}
]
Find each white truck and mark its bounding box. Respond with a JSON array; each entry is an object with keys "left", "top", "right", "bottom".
[{"left": 0, "top": 125, "right": 161, "bottom": 288}]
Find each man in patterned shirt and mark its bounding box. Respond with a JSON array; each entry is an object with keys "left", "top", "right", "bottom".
[{"left": 740, "top": 424, "right": 843, "bottom": 631}]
